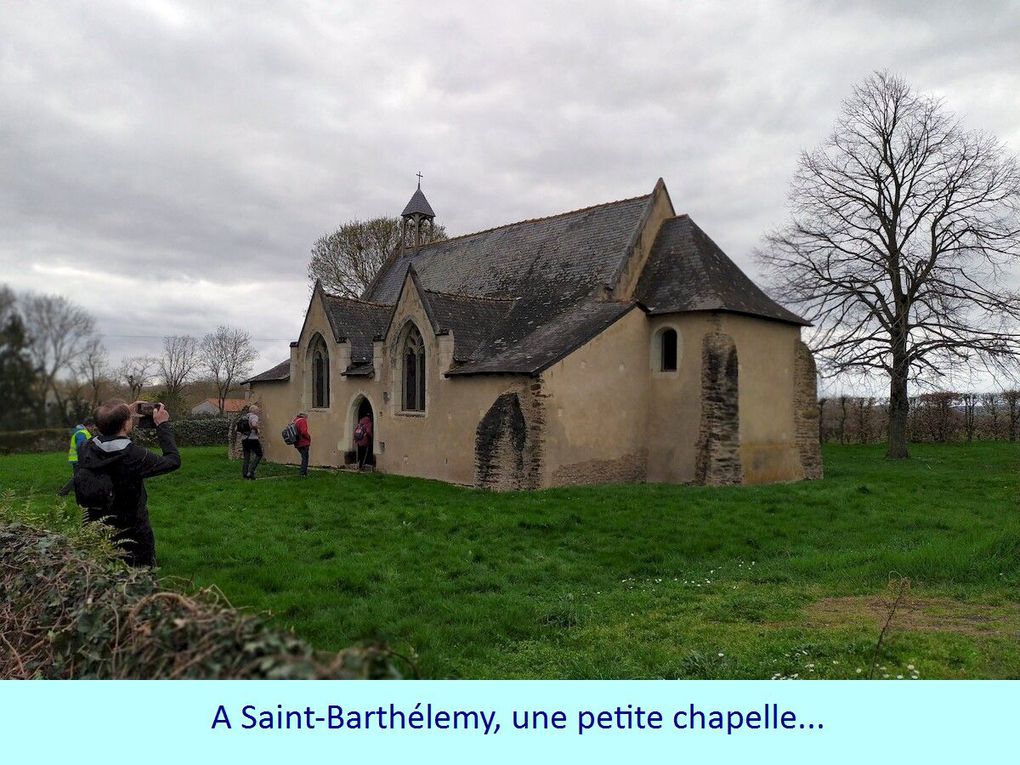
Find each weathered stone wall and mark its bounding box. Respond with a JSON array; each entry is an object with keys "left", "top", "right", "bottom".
[
  {"left": 474, "top": 383, "right": 545, "bottom": 490},
  {"left": 695, "top": 331, "right": 743, "bottom": 485},
  {"left": 794, "top": 340, "right": 823, "bottom": 480}
]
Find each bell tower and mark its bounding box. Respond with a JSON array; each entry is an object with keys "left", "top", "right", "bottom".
[{"left": 401, "top": 172, "right": 436, "bottom": 251}]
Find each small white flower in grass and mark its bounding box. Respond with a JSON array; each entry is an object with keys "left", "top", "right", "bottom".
[
  {"left": 907, "top": 664, "right": 915, "bottom": 670},
  {"left": 897, "top": 675, "right": 903, "bottom": 679},
  {"left": 718, "top": 652, "right": 725, "bottom": 657},
  {"left": 883, "top": 674, "right": 890, "bottom": 678},
  {"left": 855, "top": 668, "right": 862, "bottom": 674},
  {"left": 911, "top": 675, "right": 919, "bottom": 680},
  {"left": 806, "top": 663, "right": 814, "bottom": 668}
]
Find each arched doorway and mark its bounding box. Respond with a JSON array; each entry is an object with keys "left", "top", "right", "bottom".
[{"left": 347, "top": 395, "right": 376, "bottom": 468}]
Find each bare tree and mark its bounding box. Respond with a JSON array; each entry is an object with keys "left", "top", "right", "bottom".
[
  {"left": 837, "top": 396, "right": 850, "bottom": 444},
  {"left": 917, "top": 391, "right": 960, "bottom": 443},
  {"left": 308, "top": 216, "right": 447, "bottom": 298},
  {"left": 159, "top": 335, "right": 199, "bottom": 401},
  {"left": 76, "top": 337, "right": 109, "bottom": 408},
  {"left": 199, "top": 326, "right": 257, "bottom": 413},
  {"left": 855, "top": 396, "right": 875, "bottom": 444},
  {"left": 961, "top": 392, "right": 979, "bottom": 442},
  {"left": 1004, "top": 389, "right": 1020, "bottom": 442},
  {"left": 20, "top": 292, "right": 99, "bottom": 420},
  {"left": 119, "top": 355, "right": 158, "bottom": 401},
  {"left": 981, "top": 392, "right": 1000, "bottom": 439},
  {"left": 759, "top": 72, "right": 1020, "bottom": 459}
]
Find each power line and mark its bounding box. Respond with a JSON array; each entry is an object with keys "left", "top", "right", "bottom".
[{"left": 96, "top": 332, "right": 293, "bottom": 342}]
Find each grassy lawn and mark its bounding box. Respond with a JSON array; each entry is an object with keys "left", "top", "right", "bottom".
[{"left": 2, "top": 442, "right": 1018, "bottom": 679}]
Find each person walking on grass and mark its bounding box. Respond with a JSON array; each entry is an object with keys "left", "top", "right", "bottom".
[
  {"left": 58, "top": 415, "right": 96, "bottom": 496},
  {"left": 354, "top": 412, "right": 373, "bottom": 470},
  {"left": 293, "top": 411, "right": 311, "bottom": 476},
  {"left": 239, "top": 404, "right": 262, "bottom": 480}
]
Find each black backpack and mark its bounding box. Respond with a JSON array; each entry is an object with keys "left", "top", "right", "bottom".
[
  {"left": 74, "top": 465, "right": 116, "bottom": 521},
  {"left": 237, "top": 414, "right": 252, "bottom": 436},
  {"left": 282, "top": 422, "right": 298, "bottom": 445}
]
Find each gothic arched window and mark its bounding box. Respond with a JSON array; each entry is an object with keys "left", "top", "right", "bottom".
[
  {"left": 310, "top": 334, "right": 330, "bottom": 408},
  {"left": 402, "top": 324, "right": 426, "bottom": 412}
]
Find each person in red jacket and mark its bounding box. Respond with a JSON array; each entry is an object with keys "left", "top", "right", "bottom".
[
  {"left": 293, "top": 411, "right": 311, "bottom": 476},
  {"left": 354, "top": 412, "right": 373, "bottom": 469}
]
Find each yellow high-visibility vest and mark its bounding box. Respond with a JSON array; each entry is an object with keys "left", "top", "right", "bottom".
[{"left": 68, "top": 427, "right": 91, "bottom": 463}]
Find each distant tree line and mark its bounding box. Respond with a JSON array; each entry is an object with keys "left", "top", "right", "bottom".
[
  {"left": 819, "top": 391, "right": 1020, "bottom": 445},
  {"left": 0, "top": 283, "right": 257, "bottom": 431}
]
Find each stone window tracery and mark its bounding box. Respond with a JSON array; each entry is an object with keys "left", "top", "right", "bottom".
[
  {"left": 310, "top": 334, "right": 330, "bottom": 408},
  {"left": 402, "top": 324, "right": 426, "bottom": 412}
]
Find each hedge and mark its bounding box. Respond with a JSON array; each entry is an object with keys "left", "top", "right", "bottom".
[
  {"left": 0, "top": 418, "right": 231, "bottom": 455},
  {"left": 132, "top": 417, "right": 231, "bottom": 448},
  {"left": 0, "top": 520, "right": 403, "bottom": 679},
  {"left": 0, "top": 427, "right": 67, "bottom": 455}
]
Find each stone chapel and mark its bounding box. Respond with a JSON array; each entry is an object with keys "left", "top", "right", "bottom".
[{"left": 244, "top": 179, "right": 822, "bottom": 488}]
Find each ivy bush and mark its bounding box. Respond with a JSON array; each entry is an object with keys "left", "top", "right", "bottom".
[{"left": 0, "top": 492, "right": 403, "bottom": 679}]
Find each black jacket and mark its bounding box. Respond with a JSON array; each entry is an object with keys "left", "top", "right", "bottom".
[{"left": 75, "top": 422, "right": 180, "bottom": 565}]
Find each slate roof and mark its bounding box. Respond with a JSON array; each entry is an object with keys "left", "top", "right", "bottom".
[
  {"left": 366, "top": 194, "right": 654, "bottom": 305},
  {"left": 446, "top": 299, "right": 639, "bottom": 375},
  {"left": 635, "top": 216, "right": 809, "bottom": 326},
  {"left": 247, "top": 184, "right": 807, "bottom": 384},
  {"left": 321, "top": 295, "right": 391, "bottom": 362},
  {"left": 420, "top": 289, "right": 517, "bottom": 362},
  {"left": 401, "top": 187, "right": 435, "bottom": 218},
  {"left": 243, "top": 359, "right": 290, "bottom": 384}
]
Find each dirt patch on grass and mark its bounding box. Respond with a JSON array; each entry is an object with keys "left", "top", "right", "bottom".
[{"left": 805, "top": 596, "right": 1020, "bottom": 637}]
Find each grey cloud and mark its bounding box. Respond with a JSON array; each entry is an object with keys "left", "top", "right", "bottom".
[{"left": 1, "top": 0, "right": 1018, "bottom": 369}]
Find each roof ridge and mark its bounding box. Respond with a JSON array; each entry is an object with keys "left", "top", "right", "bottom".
[
  {"left": 413, "top": 191, "right": 654, "bottom": 250},
  {"left": 321, "top": 292, "right": 392, "bottom": 308},
  {"left": 423, "top": 287, "right": 518, "bottom": 304}
]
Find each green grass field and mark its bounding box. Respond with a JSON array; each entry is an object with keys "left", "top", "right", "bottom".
[{"left": 2, "top": 443, "right": 1018, "bottom": 679}]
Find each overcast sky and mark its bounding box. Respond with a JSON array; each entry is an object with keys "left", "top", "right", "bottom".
[{"left": 2, "top": 0, "right": 1018, "bottom": 383}]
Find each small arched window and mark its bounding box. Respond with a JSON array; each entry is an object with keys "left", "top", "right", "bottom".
[
  {"left": 661, "top": 328, "right": 678, "bottom": 371},
  {"left": 402, "top": 324, "right": 426, "bottom": 412},
  {"left": 311, "top": 335, "right": 330, "bottom": 408}
]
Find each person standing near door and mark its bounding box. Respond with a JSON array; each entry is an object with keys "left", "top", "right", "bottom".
[{"left": 354, "top": 412, "right": 372, "bottom": 469}]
